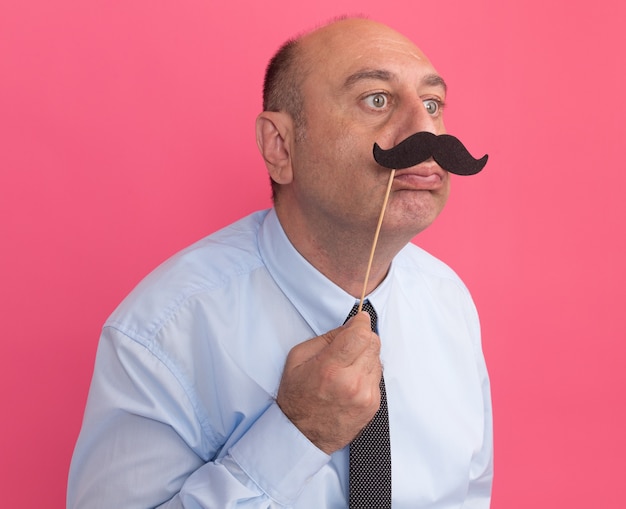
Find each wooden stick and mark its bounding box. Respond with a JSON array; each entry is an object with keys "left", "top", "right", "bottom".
[{"left": 358, "top": 169, "right": 396, "bottom": 312}]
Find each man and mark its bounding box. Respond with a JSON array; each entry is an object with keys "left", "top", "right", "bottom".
[{"left": 68, "top": 17, "right": 493, "bottom": 508}]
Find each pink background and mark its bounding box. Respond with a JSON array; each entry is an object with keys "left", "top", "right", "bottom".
[{"left": 1, "top": 0, "right": 625, "bottom": 507}]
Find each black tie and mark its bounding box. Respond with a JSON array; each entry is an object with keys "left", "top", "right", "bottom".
[{"left": 345, "top": 300, "right": 392, "bottom": 508}]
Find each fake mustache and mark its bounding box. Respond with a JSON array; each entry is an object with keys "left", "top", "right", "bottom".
[{"left": 373, "top": 132, "right": 488, "bottom": 175}]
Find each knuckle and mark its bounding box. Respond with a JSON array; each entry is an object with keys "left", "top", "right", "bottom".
[
  {"left": 348, "top": 377, "right": 381, "bottom": 409},
  {"left": 341, "top": 376, "right": 362, "bottom": 399},
  {"left": 350, "top": 327, "right": 374, "bottom": 348}
]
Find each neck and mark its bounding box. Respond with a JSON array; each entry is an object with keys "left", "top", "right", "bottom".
[{"left": 274, "top": 203, "right": 406, "bottom": 298}]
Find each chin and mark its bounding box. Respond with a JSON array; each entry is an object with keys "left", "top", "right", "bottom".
[
  {"left": 382, "top": 214, "right": 437, "bottom": 243},
  {"left": 390, "top": 197, "right": 446, "bottom": 230}
]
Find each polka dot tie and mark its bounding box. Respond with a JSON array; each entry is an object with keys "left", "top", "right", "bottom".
[{"left": 345, "top": 300, "right": 392, "bottom": 508}]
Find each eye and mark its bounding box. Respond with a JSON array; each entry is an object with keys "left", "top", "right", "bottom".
[
  {"left": 423, "top": 99, "right": 442, "bottom": 116},
  {"left": 364, "top": 93, "right": 388, "bottom": 109}
]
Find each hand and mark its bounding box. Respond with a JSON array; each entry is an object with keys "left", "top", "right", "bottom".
[{"left": 276, "top": 311, "right": 382, "bottom": 454}]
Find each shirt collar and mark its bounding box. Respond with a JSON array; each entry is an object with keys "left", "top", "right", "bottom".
[{"left": 258, "top": 209, "right": 393, "bottom": 336}]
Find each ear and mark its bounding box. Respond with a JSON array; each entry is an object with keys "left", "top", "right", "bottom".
[{"left": 255, "top": 111, "right": 294, "bottom": 185}]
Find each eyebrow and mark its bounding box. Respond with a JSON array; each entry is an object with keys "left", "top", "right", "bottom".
[
  {"left": 343, "top": 69, "right": 395, "bottom": 89},
  {"left": 342, "top": 68, "right": 448, "bottom": 94},
  {"left": 422, "top": 73, "right": 448, "bottom": 93}
]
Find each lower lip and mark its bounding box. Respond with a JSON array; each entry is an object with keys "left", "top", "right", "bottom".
[{"left": 394, "top": 173, "right": 444, "bottom": 190}]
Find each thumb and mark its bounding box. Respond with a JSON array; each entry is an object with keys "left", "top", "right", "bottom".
[
  {"left": 285, "top": 324, "right": 345, "bottom": 367},
  {"left": 286, "top": 313, "right": 373, "bottom": 367}
]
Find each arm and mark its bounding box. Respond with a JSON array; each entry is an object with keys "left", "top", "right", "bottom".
[
  {"left": 462, "top": 298, "right": 494, "bottom": 508},
  {"left": 67, "top": 327, "right": 329, "bottom": 508},
  {"left": 68, "top": 313, "right": 378, "bottom": 508},
  {"left": 462, "top": 359, "right": 494, "bottom": 508}
]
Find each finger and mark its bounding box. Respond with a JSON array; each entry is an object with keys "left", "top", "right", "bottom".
[
  {"left": 284, "top": 334, "right": 332, "bottom": 367},
  {"left": 284, "top": 312, "right": 378, "bottom": 368},
  {"left": 320, "top": 313, "right": 380, "bottom": 367}
]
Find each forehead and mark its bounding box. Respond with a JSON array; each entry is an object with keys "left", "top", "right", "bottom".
[{"left": 300, "top": 20, "right": 438, "bottom": 85}]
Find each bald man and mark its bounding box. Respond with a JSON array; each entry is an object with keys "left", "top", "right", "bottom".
[{"left": 68, "top": 18, "right": 493, "bottom": 508}]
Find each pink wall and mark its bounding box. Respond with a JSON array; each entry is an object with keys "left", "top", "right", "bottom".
[{"left": 1, "top": 1, "right": 624, "bottom": 507}]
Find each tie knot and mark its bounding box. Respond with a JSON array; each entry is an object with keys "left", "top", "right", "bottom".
[{"left": 345, "top": 300, "right": 377, "bottom": 332}]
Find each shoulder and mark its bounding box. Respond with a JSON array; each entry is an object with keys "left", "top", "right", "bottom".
[
  {"left": 392, "top": 242, "right": 482, "bottom": 352},
  {"left": 395, "top": 242, "right": 470, "bottom": 294},
  {"left": 104, "top": 210, "right": 270, "bottom": 341},
  {"left": 392, "top": 242, "right": 478, "bottom": 324}
]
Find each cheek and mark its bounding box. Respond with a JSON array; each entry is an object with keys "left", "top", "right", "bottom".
[
  {"left": 296, "top": 117, "right": 380, "bottom": 192},
  {"left": 438, "top": 118, "right": 447, "bottom": 135}
]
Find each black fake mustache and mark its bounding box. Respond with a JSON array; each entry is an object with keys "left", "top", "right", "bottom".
[{"left": 373, "top": 132, "right": 488, "bottom": 175}]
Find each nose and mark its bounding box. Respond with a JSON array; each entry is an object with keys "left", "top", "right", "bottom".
[{"left": 391, "top": 95, "right": 445, "bottom": 146}]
